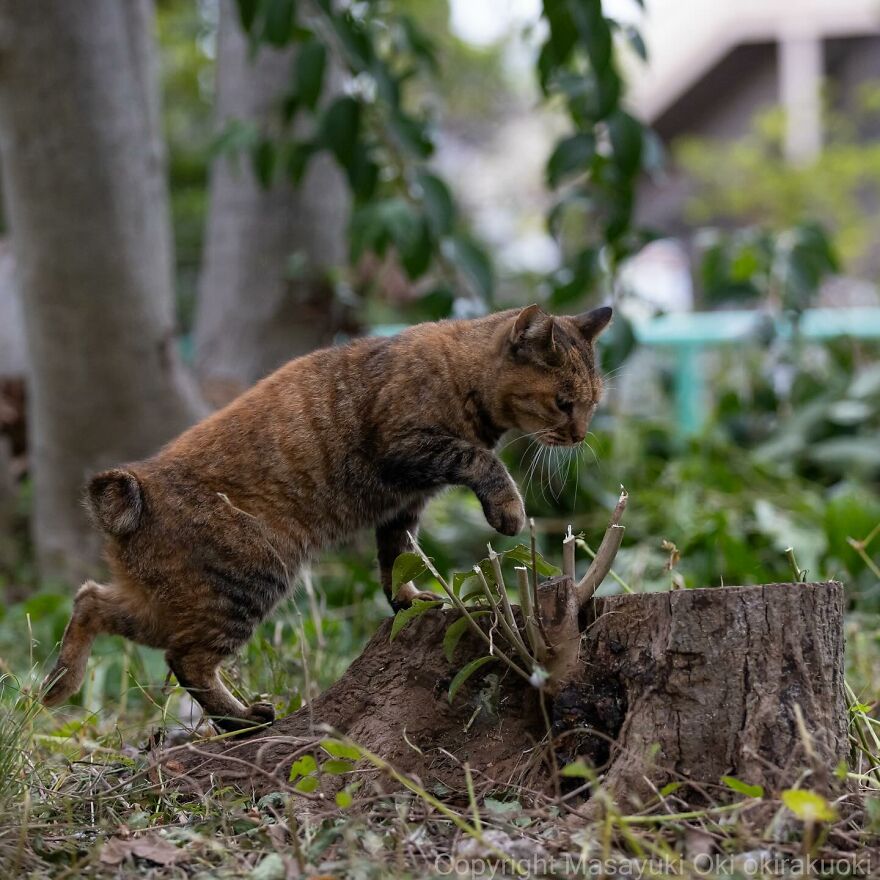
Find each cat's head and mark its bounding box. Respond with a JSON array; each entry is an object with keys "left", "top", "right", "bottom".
[{"left": 497, "top": 304, "right": 613, "bottom": 446}]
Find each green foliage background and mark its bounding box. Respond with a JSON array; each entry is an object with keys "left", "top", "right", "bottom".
[{"left": 0, "top": 2, "right": 878, "bottom": 872}]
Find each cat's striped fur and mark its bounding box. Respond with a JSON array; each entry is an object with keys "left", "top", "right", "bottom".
[{"left": 43, "top": 304, "right": 612, "bottom": 729}]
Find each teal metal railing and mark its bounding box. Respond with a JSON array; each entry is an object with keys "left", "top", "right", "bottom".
[{"left": 633, "top": 307, "right": 880, "bottom": 435}]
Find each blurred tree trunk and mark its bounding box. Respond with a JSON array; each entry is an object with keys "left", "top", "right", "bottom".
[
  {"left": 195, "top": 0, "right": 350, "bottom": 395},
  {"left": 0, "top": 0, "right": 204, "bottom": 581}
]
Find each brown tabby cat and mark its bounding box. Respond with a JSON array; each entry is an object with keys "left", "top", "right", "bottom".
[{"left": 42, "top": 304, "right": 612, "bottom": 729}]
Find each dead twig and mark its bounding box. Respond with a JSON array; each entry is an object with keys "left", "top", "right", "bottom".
[{"left": 574, "top": 487, "right": 628, "bottom": 606}]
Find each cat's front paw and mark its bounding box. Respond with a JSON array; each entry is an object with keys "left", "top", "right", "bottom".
[
  {"left": 484, "top": 493, "right": 526, "bottom": 536},
  {"left": 245, "top": 701, "right": 276, "bottom": 725}
]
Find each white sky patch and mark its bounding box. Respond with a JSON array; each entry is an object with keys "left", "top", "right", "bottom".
[
  {"left": 449, "top": 0, "right": 644, "bottom": 47},
  {"left": 449, "top": 0, "right": 540, "bottom": 47}
]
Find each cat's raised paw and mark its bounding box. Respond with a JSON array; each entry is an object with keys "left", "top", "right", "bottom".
[{"left": 485, "top": 495, "right": 526, "bottom": 536}]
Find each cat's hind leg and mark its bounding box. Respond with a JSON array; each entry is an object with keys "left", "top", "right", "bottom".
[
  {"left": 42, "top": 580, "right": 146, "bottom": 706},
  {"left": 376, "top": 500, "right": 437, "bottom": 612},
  {"left": 165, "top": 648, "right": 275, "bottom": 732}
]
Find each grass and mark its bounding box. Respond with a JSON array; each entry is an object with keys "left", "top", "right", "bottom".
[{"left": 0, "top": 496, "right": 878, "bottom": 877}]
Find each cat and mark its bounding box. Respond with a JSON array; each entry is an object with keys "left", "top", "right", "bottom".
[{"left": 42, "top": 304, "right": 612, "bottom": 730}]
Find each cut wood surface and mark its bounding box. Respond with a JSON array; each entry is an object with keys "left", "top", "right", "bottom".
[{"left": 164, "top": 579, "right": 846, "bottom": 811}]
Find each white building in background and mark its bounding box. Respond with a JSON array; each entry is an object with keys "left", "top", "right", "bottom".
[
  {"left": 616, "top": 0, "right": 880, "bottom": 313},
  {"left": 627, "top": 0, "right": 880, "bottom": 164}
]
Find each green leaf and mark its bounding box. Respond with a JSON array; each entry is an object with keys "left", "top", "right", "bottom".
[
  {"left": 294, "top": 40, "right": 327, "bottom": 110},
  {"left": 399, "top": 15, "right": 438, "bottom": 71},
  {"left": 547, "top": 133, "right": 595, "bottom": 187},
  {"left": 574, "top": 2, "right": 612, "bottom": 72},
  {"left": 452, "top": 569, "right": 478, "bottom": 597},
  {"left": 823, "top": 485, "right": 880, "bottom": 573},
  {"left": 448, "top": 235, "right": 493, "bottom": 301},
  {"left": 210, "top": 119, "right": 260, "bottom": 158},
  {"left": 321, "top": 96, "right": 361, "bottom": 167},
  {"left": 781, "top": 789, "right": 837, "bottom": 822},
  {"left": 251, "top": 138, "right": 276, "bottom": 188},
  {"left": 289, "top": 754, "right": 317, "bottom": 781},
  {"left": 390, "top": 600, "right": 442, "bottom": 642},
  {"left": 391, "top": 551, "right": 426, "bottom": 594},
  {"left": 589, "top": 64, "right": 622, "bottom": 120},
  {"left": 542, "top": 1, "right": 576, "bottom": 69},
  {"left": 608, "top": 110, "right": 643, "bottom": 176},
  {"left": 721, "top": 776, "right": 764, "bottom": 799},
  {"left": 350, "top": 198, "right": 417, "bottom": 262},
  {"left": 389, "top": 112, "right": 433, "bottom": 159},
  {"left": 322, "top": 759, "right": 355, "bottom": 775},
  {"left": 560, "top": 759, "right": 593, "bottom": 779},
  {"left": 411, "top": 286, "right": 455, "bottom": 321},
  {"left": 294, "top": 775, "right": 319, "bottom": 794},
  {"left": 483, "top": 797, "right": 522, "bottom": 815},
  {"left": 809, "top": 437, "right": 880, "bottom": 474},
  {"left": 659, "top": 781, "right": 681, "bottom": 797},
  {"left": 418, "top": 171, "right": 455, "bottom": 235},
  {"left": 252, "top": 854, "right": 285, "bottom": 880},
  {"left": 346, "top": 144, "right": 379, "bottom": 201},
  {"left": 443, "top": 611, "right": 489, "bottom": 662},
  {"left": 395, "top": 214, "right": 433, "bottom": 280},
  {"left": 235, "top": 0, "right": 260, "bottom": 34},
  {"left": 284, "top": 140, "right": 316, "bottom": 184},
  {"left": 503, "top": 544, "right": 560, "bottom": 577},
  {"left": 448, "top": 655, "right": 495, "bottom": 703},
  {"left": 460, "top": 580, "right": 489, "bottom": 603},
  {"left": 849, "top": 363, "right": 880, "bottom": 400},
  {"left": 827, "top": 399, "right": 872, "bottom": 426},
  {"left": 640, "top": 128, "right": 665, "bottom": 172},
  {"left": 623, "top": 25, "right": 647, "bottom": 61},
  {"left": 262, "top": 0, "right": 295, "bottom": 47},
  {"left": 336, "top": 780, "right": 361, "bottom": 808},
  {"left": 321, "top": 740, "right": 362, "bottom": 761}
]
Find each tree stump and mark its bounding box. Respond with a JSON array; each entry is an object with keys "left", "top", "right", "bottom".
[{"left": 165, "top": 579, "right": 846, "bottom": 810}]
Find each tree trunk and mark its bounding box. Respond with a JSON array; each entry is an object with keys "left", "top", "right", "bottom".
[
  {"left": 0, "top": 0, "right": 205, "bottom": 580},
  {"left": 165, "top": 580, "right": 847, "bottom": 811},
  {"left": 194, "top": 0, "right": 350, "bottom": 396}
]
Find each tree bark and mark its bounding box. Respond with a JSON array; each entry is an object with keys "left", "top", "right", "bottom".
[
  {"left": 165, "top": 581, "right": 847, "bottom": 811},
  {"left": 194, "top": 0, "right": 350, "bottom": 395},
  {"left": 0, "top": 0, "right": 205, "bottom": 581}
]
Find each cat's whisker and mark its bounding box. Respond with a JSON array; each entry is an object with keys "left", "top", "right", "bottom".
[
  {"left": 563, "top": 446, "right": 574, "bottom": 491},
  {"left": 518, "top": 433, "right": 547, "bottom": 472},
  {"left": 518, "top": 437, "right": 539, "bottom": 470},
  {"left": 547, "top": 448, "right": 559, "bottom": 502},
  {"left": 523, "top": 442, "right": 543, "bottom": 500},
  {"left": 550, "top": 447, "right": 565, "bottom": 498},
  {"left": 528, "top": 454, "right": 543, "bottom": 503},
  {"left": 583, "top": 439, "right": 600, "bottom": 468},
  {"left": 539, "top": 446, "right": 553, "bottom": 507},
  {"left": 535, "top": 446, "right": 546, "bottom": 505},
  {"left": 497, "top": 427, "right": 548, "bottom": 456}
]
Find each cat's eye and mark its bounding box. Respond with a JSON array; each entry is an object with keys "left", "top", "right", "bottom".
[{"left": 555, "top": 395, "right": 573, "bottom": 414}]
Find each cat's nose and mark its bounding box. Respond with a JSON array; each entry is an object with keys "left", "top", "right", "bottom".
[{"left": 569, "top": 426, "right": 585, "bottom": 444}]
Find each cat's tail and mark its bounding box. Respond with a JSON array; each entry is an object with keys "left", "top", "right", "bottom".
[{"left": 86, "top": 468, "right": 144, "bottom": 536}]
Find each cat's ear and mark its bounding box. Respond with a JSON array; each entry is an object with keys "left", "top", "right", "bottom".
[
  {"left": 509, "top": 304, "right": 560, "bottom": 364},
  {"left": 573, "top": 306, "right": 613, "bottom": 341}
]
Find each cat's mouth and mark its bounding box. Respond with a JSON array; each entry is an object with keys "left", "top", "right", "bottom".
[{"left": 541, "top": 434, "right": 582, "bottom": 448}]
